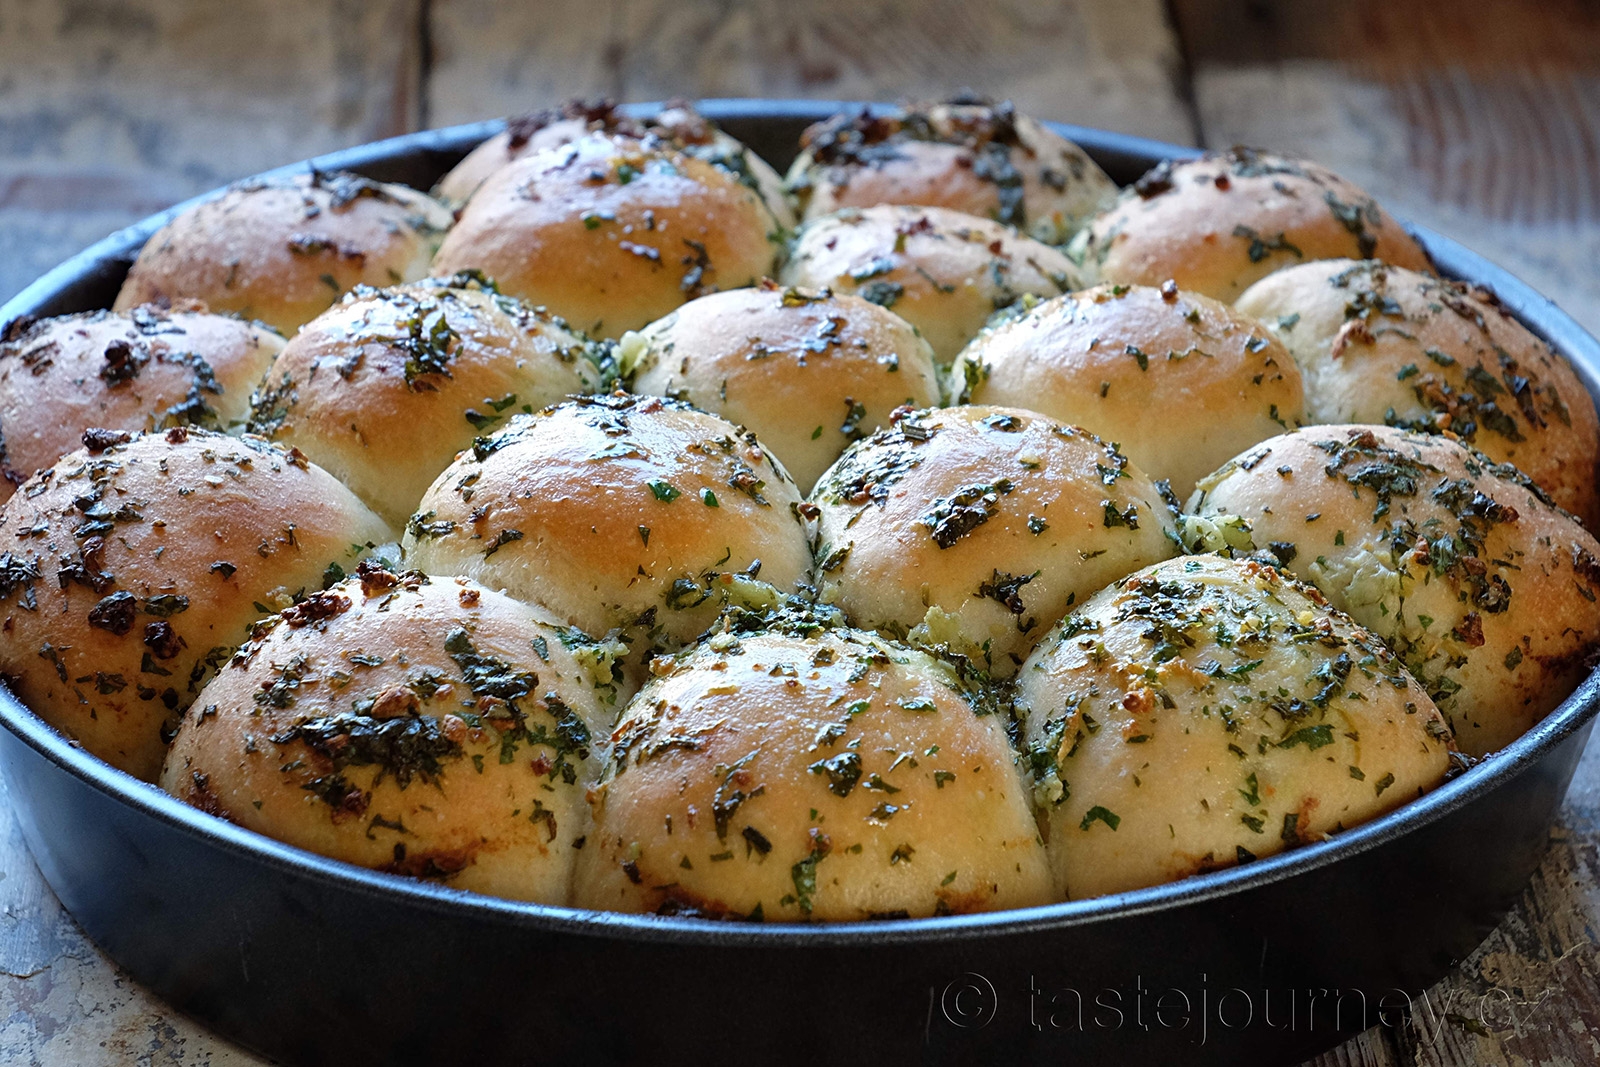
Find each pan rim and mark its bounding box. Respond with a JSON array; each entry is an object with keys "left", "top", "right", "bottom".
[{"left": 1, "top": 99, "right": 1596, "bottom": 949}]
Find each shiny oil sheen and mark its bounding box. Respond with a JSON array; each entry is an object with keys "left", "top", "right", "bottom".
[{"left": 0, "top": 101, "right": 1596, "bottom": 1067}]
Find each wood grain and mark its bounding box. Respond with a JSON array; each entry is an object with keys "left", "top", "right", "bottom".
[
  {"left": 426, "top": 0, "right": 1196, "bottom": 143},
  {"left": 1, "top": 3, "right": 1600, "bottom": 1066},
  {"left": 1172, "top": 0, "right": 1600, "bottom": 337},
  {"left": 1171, "top": 9, "right": 1600, "bottom": 1061},
  {"left": 0, "top": 0, "right": 424, "bottom": 304}
]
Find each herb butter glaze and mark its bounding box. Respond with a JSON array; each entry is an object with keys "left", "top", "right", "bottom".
[
  {"left": 1185, "top": 425, "right": 1600, "bottom": 755},
  {"left": 1237, "top": 258, "right": 1600, "bottom": 524},
  {"left": 114, "top": 171, "right": 452, "bottom": 336},
  {"left": 432, "top": 134, "right": 782, "bottom": 339},
  {"left": 0, "top": 428, "right": 389, "bottom": 780},
  {"left": 0, "top": 105, "right": 1594, "bottom": 1067},
  {"left": 162, "top": 567, "right": 610, "bottom": 903},
  {"left": 1073, "top": 147, "right": 1432, "bottom": 302}
]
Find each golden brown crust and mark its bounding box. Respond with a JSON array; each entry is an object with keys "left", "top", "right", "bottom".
[
  {"left": 430, "top": 134, "right": 782, "bottom": 339},
  {"left": 1018, "top": 555, "right": 1452, "bottom": 899},
  {"left": 1236, "top": 259, "right": 1600, "bottom": 523},
  {"left": 789, "top": 100, "right": 1116, "bottom": 243},
  {"left": 1184, "top": 425, "right": 1600, "bottom": 755},
  {"left": 811, "top": 405, "right": 1179, "bottom": 677},
  {"left": 955, "top": 283, "right": 1305, "bottom": 498},
  {"left": 1075, "top": 149, "right": 1432, "bottom": 301},
  {"left": 0, "top": 303, "right": 283, "bottom": 502},
  {"left": 573, "top": 627, "right": 1051, "bottom": 919},
  {"left": 434, "top": 101, "right": 795, "bottom": 227},
  {"left": 113, "top": 172, "right": 452, "bottom": 335},
  {"left": 248, "top": 276, "right": 609, "bottom": 528},
  {"left": 401, "top": 394, "right": 812, "bottom": 653},
  {"left": 434, "top": 102, "right": 614, "bottom": 205},
  {"left": 625, "top": 283, "right": 940, "bottom": 493},
  {"left": 160, "top": 571, "right": 608, "bottom": 903},
  {"left": 780, "top": 204, "right": 1082, "bottom": 361},
  {"left": 0, "top": 429, "right": 391, "bottom": 780}
]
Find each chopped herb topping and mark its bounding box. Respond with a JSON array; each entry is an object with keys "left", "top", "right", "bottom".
[{"left": 1079, "top": 805, "right": 1120, "bottom": 832}]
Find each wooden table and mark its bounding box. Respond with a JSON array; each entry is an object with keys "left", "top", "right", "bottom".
[{"left": 1, "top": 1, "right": 1598, "bottom": 1062}]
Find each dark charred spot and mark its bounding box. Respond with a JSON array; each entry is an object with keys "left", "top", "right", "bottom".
[
  {"left": 87, "top": 590, "right": 138, "bottom": 635},
  {"left": 1573, "top": 544, "right": 1600, "bottom": 590},
  {"left": 185, "top": 770, "right": 230, "bottom": 819},
  {"left": 380, "top": 844, "right": 474, "bottom": 881},
  {"left": 1451, "top": 612, "right": 1485, "bottom": 648},
  {"left": 82, "top": 427, "right": 133, "bottom": 453},
  {"left": 144, "top": 620, "right": 185, "bottom": 659},
  {"left": 99, "top": 339, "right": 144, "bottom": 386},
  {"left": 1, "top": 315, "right": 39, "bottom": 344},
  {"left": 1133, "top": 159, "right": 1175, "bottom": 199},
  {"left": 652, "top": 889, "right": 764, "bottom": 922},
  {"left": 505, "top": 98, "right": 623, "bottom": 150},
  {"left": 356, "top": 559, "right": 400, "bottom": 597},
  {"left": 281, "top": 590, "right": 353, "bottom": 627}
]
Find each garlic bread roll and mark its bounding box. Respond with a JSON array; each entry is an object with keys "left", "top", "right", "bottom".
[
  {"left": 0, "top": 303, "right": 283, "bottom": 502},
  {"left": 402, "top": 394, "right": 811, "bottom": 657},
  {"left": 782, "top": 205, "right": 1081, "bottom": 362},
  {"left": 115, "top": 172, "right": 452, "bottom": 335},
  {"left": 954, "top": 283, "right": 1305, "bottom": 498},
  {"left": 435, "top": 100, "right": 794, "bottom": 228},
  {"left": 788, "top": 98, "right": 1116, "bottom": 243},
  {"left": 248, "top": 275, "right": 609, "bottom": 528},
  {"left": 574, "top": 624, "right": 1051, "bottom": 919},
  {"left": 1184, "top": 426, "right": 1600, "bottom": 755},
  {"left": 1074, "top": 149, "right": 1431, "bottom": 301},
  {"left": 431, "top": 134, "right": 781, "bottom": 339},
  {"left": 435, "top": 99, "right": 632, "bottom": 205},
  {"left": 0, "top": 428, "right": 390, "bottom": 780},
  {"left": 1236, "top": 259, "right": 1600, "bottom": 523},
  {"left": 1018, "top": 555, "right": 1453, "bottom": 899},
  {"left": 811, "top": 406, "right": 1179, "bottom": 677},
  {"left": 625, "top": 283, "right": 940, "bottom": 493},
  {"left": 162, "top": 568, "right": 607, "bottom": 903}
]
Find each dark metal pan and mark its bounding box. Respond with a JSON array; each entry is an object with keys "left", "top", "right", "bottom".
[{"left": 1, "top": 100, "right": 1595, "bottom": 1067}]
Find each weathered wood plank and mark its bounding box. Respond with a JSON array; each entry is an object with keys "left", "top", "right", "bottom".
[
  {"left": 0, "top": 0, "right": 424, "bottom": 305},
  {"left": 426, "top": 0, "right": 1197, "bottom": 144},
  {"left": 1172, "top": 0, "right": 1600, "bottom": 338},
  {"left": 424, "top": 0, "right": 616, "bottom": 128},
  {"left": 1170, "top": 7, "right": 1600, "bottom": 1062},
  {"left": 2, "top": 3, "right": 1600, "bottom": 1066}
]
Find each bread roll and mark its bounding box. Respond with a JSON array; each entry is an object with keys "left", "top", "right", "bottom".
[
  {"left": 574, "top": 623, "right": 1051, "bottom": 919},
  {"left": 1017, "top": 555, "right": 1453, "bottom": 899},
  {"left": 435, "top": 99, "right": 794, "bottom": 228},
  {"left": 1074, "top": 149, "right": 1431, "bottom": 301},
  {"left": 436, "top": 99, "right": 631, "bottom": 206},
  {"left": 0, "top": 302, "right": 283, "bottom": 502},
  {"left": 161, "top": 567, "right": 608, "bottom": 903},
  {"left": 954, "top": 282, "right": 1305, "bottom": 498},
  {"left": 1236, "top": 259, "right": 1600, "bottom": 523},
  {"left": 624, "top": 282, "right": 941, "bottom": 493},
  {"left": 248, "top": 274, "right": 610, "bottom": 528},
  {"left": 781, "top": 205, "right": 1081, "bottom": 361},
  {"left": 1184, "top": 425, "right": 1600, "bottom": 755},
  {"left": 0, "top": 428, "right": 390, "bottom": 780},
  {"left": 811, "top": 405, "right": 1179, "bottom": 677},
  {"left": 430, "top": 134, "right": 781, "bottom": 339},
  {"left": 788, "top": 99, "right": 1116, "bottom": 244},
  {"left": 114, "top": 172, "right": 452, "bottom": 335},
  {"left": 401, "top": 394, "right": 812, "bottom": 658}
]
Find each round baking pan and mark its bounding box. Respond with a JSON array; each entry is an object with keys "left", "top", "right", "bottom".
[{"left": 1, "top": 100, "right": 1596, "bottom": 1067}]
